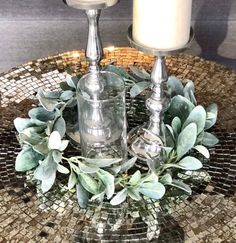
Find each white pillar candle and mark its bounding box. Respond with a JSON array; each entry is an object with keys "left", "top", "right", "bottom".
[{"left": 133, "top": 0, "right": 192, "bottom": 50}]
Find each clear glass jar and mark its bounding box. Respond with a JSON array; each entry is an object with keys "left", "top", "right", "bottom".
[{"left": 77, "top": 71, "right": 127, "bottom": 160}]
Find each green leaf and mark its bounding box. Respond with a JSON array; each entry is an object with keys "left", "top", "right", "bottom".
[
  {"left": 167, "top": 76, "right": 184, "bottom": 97},
  {"left": 183, "top": 80, "right": 196, "bottom": 105},
  {"left": 170, "top": 180, "right": 192, "bottom": 194},
  {"left": 14, "top": 118, "right": 33, "bottom": 133},
  {"left": 33, "top": 138, "right": 49, "bottom": 155},
  {"left": 171, "top": 117, "right": 182, "bottom": 136},
  {"left": 68, "top": 170, "right": 77, "bottom": 189},
  {"left": 177, "top": 123, "right": 197, "bottom": 160},
  {"left": 78, "top": 162, "right": 99, "bottom": 173},
  {"left": 168, "top": 95, "right": 195, "bottom": 123},
  {"left": 15, "top": 146, "right": 43, "bottom": 171},
  {"left": 139, "top": 182, "right": 165, "bottom": 200},
  {"left": 76, "top": 183, "right": 90, "bottom": 208},
  {"left": 34, "top": 154, "right": 57, "bottom": 192},
  {"left": 110, "top": 188, "right": 127, "bottom": 206},
  {"left": 52, "top": 150, "right": 62, "bottom": 163},
  {"left": 57, "top": 164, "right": 70, "bottom": 174},
  {"left": 161, "top": 163, "right": 185, "bottom": 170},
  {"left": 59, "top": 140, "right": 69, "bottom": 151},
  {"left": 166, "top": 124, "right": 176, "bottom": 142},
  {"left": 129, "top": 170, "right": 141, "bottom": 186},
  {"left": 19, "top": 127, "right": 44, "bottom": 146},
  {"left": 66, "top": 74, "right": 77, "bottom": 89},
  {"left": 177, "top": 156, "right": 203, "bottom": 170},
  {"left": 97, "top": 169, "right": 115, "bottom": 199},
  {"left": 48, "top": 131, "right": 62, "bottom": 150},
  {"left": 205, "top": 103, "right": 218, "bottom": 130},
  {"left": 160, "top": 173, "right": 172, "bottom": 185},
  {"left": 120, "top": 157, "right": 137, "bottom": 173},
  {"left": 202, "top": 132, "right": 219, "bottom": 147},
  {"left": 129, "top": 66, "right": 150, "bottom": 80},
  {"left": 182, "top": 106, "right": 206, "bottom": 135},
  {"left": 36, "top": 89, "right": 59, "bottom": 111},
  {"left": 127, "top": 188, "right": 141, "bottom": 201},
  {"left": 60, "top": 90, "right": 74, "bottom": 101},
  {"left": 78, "top": 157, "right": 122, "bottom": 168},
  {"left": 194, "top": 145, "right": 210, "bottom": 159},
  {"left": 130, "top": 81, "right": 151, "bottom": 98},
  {"left": 105, "top": 65, "right": 134, "bottom": 80},
  {"left": 53, "top": 116, "right": 66, "bottom": 138},
  {"left": 28, "top": 107, "right": 55, "bottom": 125},
  {"left": 43, "top": 91, "right": 61, "bottom": 99},
  {"left": 79, "top": 174, "right": 99, "bottom": 194},
  {"left": 60, "top": 81, "right": 74, "bottom": 91}
]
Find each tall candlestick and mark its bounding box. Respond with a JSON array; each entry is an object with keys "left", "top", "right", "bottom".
[{"left": 133, "top": 0, "right": 192, "bottom": 50}]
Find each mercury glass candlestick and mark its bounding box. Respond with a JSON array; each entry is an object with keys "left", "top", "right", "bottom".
[
  {"left": 64, "top": 0, "right": 127, "bottom": 159},
  {"left": 127, "top": 26, "right": 194, "bottom": 162}
]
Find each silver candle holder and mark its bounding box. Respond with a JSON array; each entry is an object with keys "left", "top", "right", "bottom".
[
  {"left": 64, "top": 0, "right": 127, "bottom": 159},
  {"left": 127, "top": 25, "right": 194, "bottom": 162}
]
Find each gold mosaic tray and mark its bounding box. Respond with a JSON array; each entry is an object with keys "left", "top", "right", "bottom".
[{"left": 0, "top": 47, "right": 235, "bottom": 242}]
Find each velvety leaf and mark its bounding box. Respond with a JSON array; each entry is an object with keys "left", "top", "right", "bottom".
[
  {"left": 60, "top": 90, "right": 74, "bottom": 101},
  {"left": 110, "top": 188, "right": 127, "bottom": 206},
  {"left": 161, "top": 163, "right": 185, "bottom": 170},
  {"left": 76, "top": 183, "right": 90, "bottom": 208},
  {"left": 130, "top": 81, "right": 151, "bottom": 98},
  {"left": 19, "top": 127, "right": 44, "bottom": 146},
  {"left": 36, "top": 89, "right": 59, "bottom": 111},
  {"left": 57, "top": 164, "right": 70, "bottom": 174},
  {"left": 79, "top": 157, "right": 122, "bottom": 168},
  {"left": 160, "top": 173, "right": 172, "bottom": 185},
  {"left": 170, "top": 180, "right": 192, "bottom": 194},
  {"left": 182, "top": 106, "right": 206, "bottom": 134},
  {"left": 120, "top": 157, "right": 137, "bottom": 173},
  {"left": 202, "top": 132, "right": 219, "bottom": 147},
  {"left": 139, "top": 182, "right": 165, "bottom": 200},
  {"left": 15, "top": 147, "right": 43, "bottom": 171},
  {"left": 53, "top": 116, "right": 66, "bottom": 138},
  {"left": 52, "top": 150, "right": 62, "bottom": 163},
  {"left": 177, "top": 156, "right": 203, "bottom": 170},
  {"left": 43, "top": 91, "right": 61, "bottom": 99},
  {"left": 79, "top": 174, "right": 99, "bottom": 194},
  {"left": 205, "top": 103, "right": 218, "bottom": 130},
  {"left": 107, "top": 165, "right": 121, "bottom": 175},
  {"left": 48, "top": 131, "right": 62, "bottom": 150},
  {"left": 183, "top": 80, "right": 196, "bottom": 105},
  {"left": 34, "top": 154, "right": 57, "bottom": 192},
  {"left": 33, "top": 138, "right": 49, "bottom": 155},
  {"left": 60, "top": 81, "right": 74, "bottom": 91},
  {"left": 171, "top": 117, "right": 182, "bottom": 137},
  {"left": 127, "top": 188, "right": 141, "bottom": 201},
  {"left": 68, "top": 170, "right": 77, "bottom": 189},
  {"left": 78, "top": 162, "right": 99, "bottom": 173},
  {"left": 14, "top": 118, "right": 33, "bottom": 133},
  {"left": 167, "top": 76, "right": 184, "bottom": 97},
  {"left": 194, "top": 145, "right": 210, "bottom": 159},
  {"left": 177, "top": 123, "right": 197, "bottom": 160},
  {"left": 28, "top": 107, "right": 55, "bottom": 125},
  {"left": 129, "top": 170, "right": 141, "bottom": 186},
  {"left": 97, "top": 169, "right": 115, "bottom": 199},
  {"left": 59, "top": 140, "right": 69, "bottom": 151},
  {"left": 168, "top": 95, "right": 195, "bottom": 123},
  {"left": 66, "top": 74, "right": 77, "bottom": 89},
  {"left": 105, "top": 65, "right": 134, "bottom": 80},
  {"left": 129, "top": 66, "right": 150, "bottom": 80}
]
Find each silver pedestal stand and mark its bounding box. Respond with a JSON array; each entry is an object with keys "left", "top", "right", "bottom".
[
  {"left": 127, "top": 25, "right": 194, "bottom": 162},
  {"left": 63, "top": 0, "right": 119, "bottom": 145}
]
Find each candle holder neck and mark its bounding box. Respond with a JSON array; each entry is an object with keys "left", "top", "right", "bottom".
[
  {"left": 86, "top": 9, "right": 103, "bottom": 73},
  {"left": 146, "top": 56, "right": 168, "bottom": 136}
]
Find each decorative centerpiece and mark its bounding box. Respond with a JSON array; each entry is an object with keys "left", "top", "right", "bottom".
[{"left": 13, "top": 0, "right": 219, "bottom": 241}]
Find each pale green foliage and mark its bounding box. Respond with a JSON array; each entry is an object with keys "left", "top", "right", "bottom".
[{"left": 14, "top": 65, "right": 219, "bottom": 208}]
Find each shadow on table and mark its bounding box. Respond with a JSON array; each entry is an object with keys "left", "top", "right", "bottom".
[{"left": 195, "top": 0, "right": 236, "bottom": 70}]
